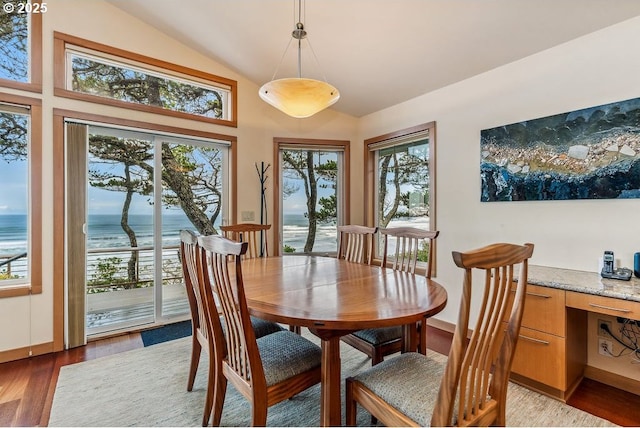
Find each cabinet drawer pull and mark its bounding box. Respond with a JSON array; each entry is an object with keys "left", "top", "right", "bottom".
[
  {"left": 519, "top": 335, "right": 550, "bottom": 345},
  {"left": 526, "top": 292, "right": 551, "bottom": 299},
  {"left": 588, "top": 303, "right": 631, "bottom": 313}
]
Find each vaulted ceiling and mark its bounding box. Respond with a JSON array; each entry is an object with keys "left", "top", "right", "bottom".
[{"left": 107, "top": 0, "right": 640, "bottom": 117}]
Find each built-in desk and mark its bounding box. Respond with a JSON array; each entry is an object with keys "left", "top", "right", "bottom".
[{"left": 510, "top": 265, "right": 640, "bottom": 401}]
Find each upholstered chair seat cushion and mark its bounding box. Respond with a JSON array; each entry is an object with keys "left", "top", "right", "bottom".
[
  {"left": 257, "top": 331, "right": 322, "bottom": 386},
  {"left": 218, "top": 316, "right": 284, "bottom": 339},
  {"left": 351, "top": 352, "right": 446, "bottom": 426},
  {"left": 352, "top": 326, "right": 402, "bottom": 345},
  {"left": 250, "top": 316, "right": 285, "bottom": 337}
]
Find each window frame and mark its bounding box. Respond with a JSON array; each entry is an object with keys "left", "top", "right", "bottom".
[
  {"left": 53, "top": 32, "right": 238, "bottom": 128},
  {"left": 0, "top": 8, "right": 42, "bottom": 93},
  {"left": 273, "top": 137, "right": 351, "bottom": 256},
  {"left": 364, "top": 122, "right": 436, "bottom": 268},
  {"left": 0, "top": 92, "right": 42, "bottom": 298}
]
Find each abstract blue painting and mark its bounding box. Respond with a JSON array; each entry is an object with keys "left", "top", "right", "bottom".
[{"left": 481, "top": 97, "right": 640, "bottom": 201}]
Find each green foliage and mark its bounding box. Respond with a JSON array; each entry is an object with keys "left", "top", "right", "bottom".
[
  {"left": 317, "top": 194, "right": 337, "bottom": 224},
  {"left": 88, "top": 257, "right": 129, "bottom": 287},
  {"left": 416, "top": 242, "right": 430, "bottom": 262},
  {"left": 283, "top": 244, "right": 296, "bottom": 253},
  {"left": 0, "top": 271, "right": 18, "bottom": 280},
  {"left": 71, "top": 56, "right": 223, "bottom": 119}
]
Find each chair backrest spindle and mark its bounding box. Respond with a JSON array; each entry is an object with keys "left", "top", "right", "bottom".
[
  {"left": 221, "top": 223, "right": 271, "bottom": 259},
  {"left": 337, "top": 225, "right": 378, "bottom": 264},
  {"left": 381, "top": 227, "right": 439, "bottom": 277}
]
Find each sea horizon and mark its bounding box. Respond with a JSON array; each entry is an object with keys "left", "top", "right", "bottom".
[{"left": 0, "top": 213, "right": 429, "bottom": 256}]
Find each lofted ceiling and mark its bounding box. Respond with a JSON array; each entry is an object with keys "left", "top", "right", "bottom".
[{"left": 106, "top": 0, "right": 640, "bottom": 118}]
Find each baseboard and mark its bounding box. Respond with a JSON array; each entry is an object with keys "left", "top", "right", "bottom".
[
  {"left": 426, "top": 317, "right": 455, "bottom": 333},
  {"left": 0, "top": 341, "right": 54, "bottom": 364},
  {"left": 584, "top": 365, "right": 640, "bottom": 396}
]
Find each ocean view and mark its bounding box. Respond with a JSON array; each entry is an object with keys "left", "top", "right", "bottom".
[
  {"left": 0, "top": 213, "right": 429, "bottom": 257},
  {"left": 0, "top": 213, "right": 341, "bottom": 256}
]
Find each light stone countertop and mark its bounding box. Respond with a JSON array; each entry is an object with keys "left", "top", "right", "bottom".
[{"left": 525, "top": 265, "right": 640, "bottom": 303}]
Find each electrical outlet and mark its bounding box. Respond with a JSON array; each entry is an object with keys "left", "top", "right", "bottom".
[
  {"left": 598, "top": 338, "right": 613, "bottom": 357},
  {"left": 598, "top": 319, "right": 612, "bottom": 337}
]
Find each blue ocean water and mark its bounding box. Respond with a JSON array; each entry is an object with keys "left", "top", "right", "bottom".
[
  {"left": 0, "top": 214, "right": 27, "bottom": 254},
  {"left": 0, "top": 213, "right": 338, "bottom": 255}
]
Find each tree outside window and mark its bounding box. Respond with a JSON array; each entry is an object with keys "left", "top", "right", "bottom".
[
  {"left": 281, "top": 149, "right": 339, "bottom": 254},
  {"left": 0, "top": 1, "right": 28, "bottom": 83},
  {"left": 367, "top": 124, "right": 435, "bottom": 262}
]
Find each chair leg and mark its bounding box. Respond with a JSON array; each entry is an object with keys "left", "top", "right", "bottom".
[
  {"left": 188, "top": 336, "right": 202, "bottom": 391},
  {"left": 345, "top": 377, "right": 357, "bottom": 426},
  {"left": 202, "top": 372, "right": 213, "bottom": 426},
  {"left": 371, "top": 349, "right": 383, "bottom": 366},
  {"left": 251, "top": 397, "right": 268, "bottom": 426},
  {"left": 418, "top": 319, "right": 427, "bottom": 355},
  {"left": 210, "top": 374, "right": 227, "bottom": 426},
  {"left": 289, "top": 325, "right": 301, "bottom": 335}
]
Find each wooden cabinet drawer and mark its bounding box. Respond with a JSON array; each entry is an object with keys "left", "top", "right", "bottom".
[
  {"left": 509, "top": 283, "right": 565, "bottom": 336},
  {"left": 566, "top": 291, "right": 640, "bottom": 320},
  {"left": 511, "top": 326, "right": 566, "bottom": 390}
]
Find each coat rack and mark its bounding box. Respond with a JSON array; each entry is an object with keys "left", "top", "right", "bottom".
[{"left": 255, "top": 162, "right": 270, "bottom": 257}]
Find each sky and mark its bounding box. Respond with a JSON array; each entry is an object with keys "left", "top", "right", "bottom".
[{"left": 0, "top": 160, "right": 27, "bottom": 215}]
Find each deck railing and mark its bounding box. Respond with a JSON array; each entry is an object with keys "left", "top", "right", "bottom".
[
  {"left": 0, "top": 252, "right": 28, "bottom": 279},
  {"left": 86, "top": 244, "right": 183, "bottom": 293}
]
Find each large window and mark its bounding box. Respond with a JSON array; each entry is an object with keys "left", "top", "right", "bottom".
[
  {"left": 0, "top": 94, "right": 41, "bottom": 297},
  {"left": 274, "top": 138, "right": 350, "bottom": 256},
  {"left": 54, "top": 32, "right": 237, "bottom": 127},
  {"left": 0, "top": 1, "right": 42, "bottom": 91},
  {"left": 366, "top": 122, "right": 435, "bottom": 263}
]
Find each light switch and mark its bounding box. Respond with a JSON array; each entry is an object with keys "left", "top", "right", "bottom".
[{"left": 241, "top": 211, "right": 255, "bottom": 221}]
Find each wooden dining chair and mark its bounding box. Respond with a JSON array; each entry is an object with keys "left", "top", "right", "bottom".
[
  {"left": 341, "top": 227, "right": 439, "bottom": 365},
  {"left": 220, "top": 222, "right": 301, "bottom": 334},
  {"left": 346, "top": 242, "right": 534, "bottom": 427},
  {"left": 180, "top": 230, "right": 283, "bottom": 426},
  {"left": 336, "top": 225, "right": 378, "bottom": 264},
  {"left": 381, "top": 227, "right": 440, "bottom": 278},
  {"left": 197, "top": 234, "right": 322, "bottom": 426},
  {"left": 220, "top": 223, "right": 271, "bottom": 259}
]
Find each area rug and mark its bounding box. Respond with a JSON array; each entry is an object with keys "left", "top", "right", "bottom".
[
  {"left": 48, "top": 332, "right": 616, "bottom": 427},
  {"left": 140, "top": 320, "right": 192, "bottom": 346}
]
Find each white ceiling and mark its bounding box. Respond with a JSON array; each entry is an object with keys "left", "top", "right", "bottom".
[{"left": 106, "top": 0, "right": 640, "bottom": 117}]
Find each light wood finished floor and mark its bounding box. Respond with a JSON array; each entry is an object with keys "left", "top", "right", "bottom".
[{"left": 1, "top": 326, "right": 640, "bottom": 426}]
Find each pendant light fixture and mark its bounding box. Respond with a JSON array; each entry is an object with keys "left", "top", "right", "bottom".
[{"left": 259, "top": 0, "right": 340, "bottom": 118}]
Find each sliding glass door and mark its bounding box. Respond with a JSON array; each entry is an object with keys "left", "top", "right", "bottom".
[{"left": 67, "top": 123, "right": 229, "bottom": 338}]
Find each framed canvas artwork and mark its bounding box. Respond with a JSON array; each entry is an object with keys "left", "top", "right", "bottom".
[{"left": 481, "top": 97, "right": 640, "bottom": 201}]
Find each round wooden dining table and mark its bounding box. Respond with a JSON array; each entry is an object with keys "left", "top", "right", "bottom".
[{"left": 240, "top": 255, "right": 448, "bottom": 426}]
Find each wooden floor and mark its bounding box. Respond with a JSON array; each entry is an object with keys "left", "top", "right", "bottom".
[{"left": 1, "top": 326, "right": 640, "bottom": 426}]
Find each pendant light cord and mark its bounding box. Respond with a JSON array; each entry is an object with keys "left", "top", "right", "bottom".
[{"left": 268, "top": 0, "right": 330, "bottom": 83}]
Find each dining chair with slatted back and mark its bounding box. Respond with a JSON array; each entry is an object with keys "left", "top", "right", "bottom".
[
  {"left": 221, "top": 222, "right": 301, "bottom": 334},
  {"left": 197, "top": 234, "right": 322, "bottom": 426},
  {"left": 220, "top": 223, "right": 271, "bottom": 259},
  {"left": 180, "top": 229, "right": 220, "bottom": 426},
  {"left": 337, "top": 225, "right": 378, "bottom": 264},
  {"left": 181, "top": 230, "right": 283, "bottom": 426},
  {"left": 346, "top": 242, "right": 534, "bottom": 427},
  {"left": 381, "top": 227, "right": 440, "bottom": 277},
  {"left": 341, "top": 227, "right": 440, "bottom": 365}
]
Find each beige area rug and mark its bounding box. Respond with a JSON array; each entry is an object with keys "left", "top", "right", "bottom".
[{"left": 48, "top": 332, "right": 616, "bottom": 427}]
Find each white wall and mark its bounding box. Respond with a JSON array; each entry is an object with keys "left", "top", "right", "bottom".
[
  {"left": 0, "top": 0, "right": 358, "bottom": 354},
  {"left": 359, "top": 16, "right": 640, "bottom": 377}
]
